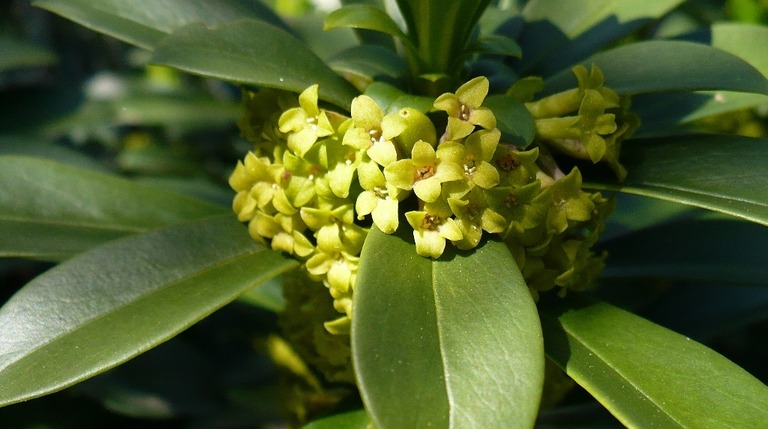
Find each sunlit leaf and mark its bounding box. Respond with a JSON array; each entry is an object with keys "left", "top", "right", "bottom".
[
  {"left": 484, "top": 94, "right": 536, "bottom": 147},
  {"left": 586, "top": 135, "right": 768, "bottom": 227},
  {"left": 325, "top": 5, "right": 409, "bottom": 43},
  {"left": 150, "top": 19, "right": 359, "bottom": 109},
  {"left": 33, "top": 0, "right": 288, "bottom": 50},
  {"left": 0, "top": 156, "right": 227, "bottom": 261},
  {"left": 0, "top": 215, "right": 298, "bottom": 407},
  {"left": 544, "top": 41, "right": 768, "bottom": 96},
  {"left": 540, "top": 298, "right": 768, "bottom": 427},
  {"left": 353, "top": 228, "right": 543, "bottom": 429}
]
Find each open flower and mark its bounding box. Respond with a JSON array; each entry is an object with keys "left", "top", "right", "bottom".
[
  {"left": 405, "top": 199, "right": 463, "bottom": 258},
  {"left": 384, "top": 140, "right": 464, "bottom": 203},
  {"left": 434, "top": 76, "right": 496, "bottom": 141},
  {"left": 447, "top": 187, "right": 506, "bottom": 250},
  {"left": 342, "top": 95, "right": 403, "bottom": 167},
  {"left": 278, "top": 84, "right": 337, "bottom": 156},
  {"left": 355, "top": 161, "right": 403, "bottom": 234}
]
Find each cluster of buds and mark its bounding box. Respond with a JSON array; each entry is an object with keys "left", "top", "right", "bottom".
[{"left": 230, "top": 65, "right": 636, "bottom": 338}]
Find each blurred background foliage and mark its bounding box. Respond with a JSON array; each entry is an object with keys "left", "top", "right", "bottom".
[{"left": 1, "top": 0, "right": 767, "bottom": 427}]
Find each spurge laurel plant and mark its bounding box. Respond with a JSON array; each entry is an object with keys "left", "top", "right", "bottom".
[{"left": 1, "top": 1, "right": 768, "bottom": 428}]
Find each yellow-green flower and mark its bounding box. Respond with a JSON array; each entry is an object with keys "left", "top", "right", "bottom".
[
  {"left": 342, "top": 95, "right": 403, "bottom": 167},
  {"left": 447, "top": 188, "right": 506, "bottom": 250},
  {"left": 384, "top": 140, "right": 464, "bottom": 203},
  {"left": 434, "top": 76, "right": 497, "bottom": 141},
  {"left": 405, "top": 199, "right": 463, "bottom": 258},
  {"left": 278, "top": 84, "right": 337, "bottom": 156},
  {"left": 355, "top": 161, "right": 404, "bottom": 234}
]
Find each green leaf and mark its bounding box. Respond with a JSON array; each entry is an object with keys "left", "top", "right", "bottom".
[
  {"left": 363, "top": 81, "right": 435, "bottom": 113},
  {"left": 353, "top": 228, "right": 543, "bottom": 429},
  {"left": 522, "top": 0, "right": 685, "bottom": 39},
  {"left": 600, "top": 218, "right": 768, "bottom": 284},
  {"left": 0, "top": 215, "right": 298, "bottom": 407},
  {"left": 543, "top": 40, "right": 768, "bottom": 96},
  {"left": 150, "top": 19, "right": 359, "bottom": 109},
  {"left": 303, "top": 409, "right": 372, "bottom": 429},
  {"left": 0, "top": 36, "right": 56, "bottom": 72},
  {"left": 467, "top": 35, "right": 523, "bottom": 58},
  {"left": 328, "top": 45, "right": 408, "bottom": 85},
  {"left": 586, "top": 135, "right": 768, "bottom": 226},
  {"left": 540, "top": 298, "right": 768, "bottom": 427},
  {"left": 484, "top": 94, "right": 536, "bottom": 147},
  {"left": 635, "top": 23, "right": 768, "bottom": 132},
  {"left": 325, "top": 5, "right": 409, "bottom": 44},
  {"left": 33, "top": 0, "right": 288, "bottom": 50},
  {"left": 0, "top": 156, "right": 227, "bottom": 261}
]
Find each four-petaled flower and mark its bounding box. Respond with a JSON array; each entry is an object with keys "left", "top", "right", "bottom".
[
  {"left": 384, "top": 140, "right": 464, "bottom": 203},
  {"left": 278, "top": 84, "right": 338, "bottom": 156},
  {"left": 405, "top": 199, "right": 463, "bottom": 258},
  {"left": 434, "top": 76, "right": 497, "bottom": 141}
]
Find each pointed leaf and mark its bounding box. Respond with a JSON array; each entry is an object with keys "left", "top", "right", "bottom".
[
  {"left": 523, "top": 0, "right": 684, "bottom": 40},
  {"left": 600, "top": 218, "right": 768, "bottom": 284},
  {"left": 540, "top": 298, "right": 768, "bottom": 428},
  {"left": 0, "top": 215, "right": 298, "bottom": 407},
  {"left": 353, "top": 228, "right": 544, "bottom": 429},
  {"left": 325, "top": 5, "right": 409, "bottom": 43},
  {"left": 33, "top": 0, "right": 289, "bottom": 50},
  {"left": 586, "top": 135, "right": 768, "bottom": 227},
  {"left": 150, "top": 19, "right": 359, "bottom": 109},
  {"left": 543, "top": 41, "right": 768, "bottom": 96},
  {"left": 0, "top": 156, "right": 227, "bottom": 261},
  {"left": 363, "top": 81, "right": 435, "bottom": 113}
]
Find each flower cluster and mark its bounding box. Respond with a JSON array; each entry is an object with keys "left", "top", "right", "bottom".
[{"left": 230, "top": 65, "right": 635, "bottom": 333}]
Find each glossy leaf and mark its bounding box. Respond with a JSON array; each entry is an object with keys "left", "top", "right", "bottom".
[
  {"left": 150, "top": 19, "right": 359, "bottom": 109},
  {"left": 635, "top": 23, "right": 768, "bottom": 132},
  {"left": 363, "top": 81, "right": 435, "bottom": 113},
  {"left": 0, "top": 156, "right": 227, "bottom": 261},
  {"left": 33, "top": 0, "right": 288, "bottom": 50},
  {"left": 0, "top": 37, "right": 56, "bottom": 72},
  {"left": 600, "top": 218, "right": 768, "bottom": 284},
  {"left": 522, "top": 0, "right": 684, "bottom": 39},
  {"left": 303, "top": 409, "right": 372, "bottom": 429},
  {"left": 543, "top": 40, "right": 768, "bottom": 96},
  {"left": 600, "top": 193, "right": 699, "bottom": 241},
  {"left": 466, "top": 35, "right": 523, "bottom": 58},
  {"left": 540, "top": 298, "right": 768, "bottom": 427},
  {"left": 353, "top": 228, "right": 543, "bottom": 429},
  {"left": 328, "top": 45, "right": 408, "bottom": 85},
  {"left": 586, "top": 135, "right": 768, "bottom": 226},
  {"left": 325, "top": 5, "right": 409, "bottom": 44},
  {"left": 484, "top": 94, "right": 536, "bottom": 147},
  {"left": 0, "top": 215, "right": 298, "bottom": 407}
]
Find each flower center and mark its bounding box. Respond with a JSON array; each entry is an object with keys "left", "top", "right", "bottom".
[
  {"left": 421, "top": 214, "right": 442, "bottom": 231},
  {"left": 415, "top": 165, "right": 436, "bottom": 181}
]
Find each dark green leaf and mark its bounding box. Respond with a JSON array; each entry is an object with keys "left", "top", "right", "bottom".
[
  {"left": 0, "top": 156, "right": 227, "bottom": 261},
  {"left": 540, "top": 298, "right": 768, "bottom": 427},
  {"left": 484, "top": 94, "right": 536, "bottom": 147},
  {"left": 363, "top": 81, "right": 434, "bottom": 113},
  {"left": 467, "top": 35, "right": 522, "bottom": 58},
  {"left": 600, "top": 193, "right": 699, "bottom": 241},
  {"left": 150, "top": 19, "right": 359, "bottom": 109},
  {"left": 353, "top": 228, "right": 543, "bottom": 429},
  {"left": 543, "top": 41, "right": 768, "bottom": 96},
  {"left": 586, "top": 135, "right": 768, "bottom": 227},
  {"left": 0, "top": 215, "right": 298, "bottom": 407},
  {"left": 600, "top": 218, "right": 768, "bottom": 284},
  {"left": 33, "top": 0, "right": 289, "bottom": 50},
  {"left": 325, "top": 5, "right": 409, "bottom": 43},
  {"left": 302, "top": 409, "right": 372, "bottom": 429},
  {"left": 0, "top": 37, "right": 56, "bottom": 72},
  {"left": 328, "top": 45, "right": 408, "bottom": 85},
  {"left": 522, "top": 0, "right": 685, "bottom": 39}
]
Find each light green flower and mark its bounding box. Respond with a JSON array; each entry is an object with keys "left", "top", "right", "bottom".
[
  {"left": 434, "top": 76, "right": 496, "bottom": 141},
  {"left": 278, "top": 84, "right": 337, "bottom": 156},
  {"left": 249, "top": 211, "right": 314, "bottom": 258},
  {"left": 342, "top": 95, "right": 403, "bottom": 167},
  {"left": 300, "top": 200, "right": 367, "bottom": 255},
  {"left": 447, "top": 188, "right": 506, "bottom": 250},
  {"left": 405, "top": 199, "right": 463, "bottom": 258},
  {"left": 384, "top": 140, "right": 464, "bottom": 203},
  {"left": 355, "top": 161, "right": 404, "bottom": 234}
]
